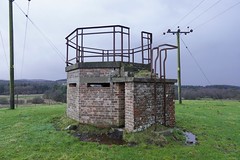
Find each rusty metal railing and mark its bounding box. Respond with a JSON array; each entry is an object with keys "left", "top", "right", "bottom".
[
  {"left": 151, "top": 44, "right": 178, "bottom": 126},
  {"left": 66, "top": 25, "right": 152, "bottom": 66}
]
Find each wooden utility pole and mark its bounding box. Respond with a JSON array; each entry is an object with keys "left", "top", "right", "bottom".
[
  {"left": 164, "top": 27, "right": 193, "bottom": 104},
  {"left": 9, "top": 0, "right": 15, "bottom": 109}
]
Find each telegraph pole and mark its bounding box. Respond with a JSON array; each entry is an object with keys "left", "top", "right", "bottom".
[
  {"left": 164, "top": 27, "right": 193, "bottom": 104},
  {"left": 9, "top": 0, "right": 15, "bottom": 109}
]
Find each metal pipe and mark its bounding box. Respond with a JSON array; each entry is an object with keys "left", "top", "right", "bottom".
[
  {"left": 113, "top": 27, "right": 116, "bottom": 62},
  {"left": 163, "top": 49, "right": 168, "bottom": 126},
  {"left": 102, "top": 50, "right": 104, "bottom": 62},
  {"left": 81, "top": 29, "right": 84, "bottom": 63},
  {"left": 132, "top": 49, "right": 134, "bottom": 63},
  {"left": 76, "top": 29, "right": 79, "bottom": 63},
  {"left": 66, "top": 41, "right": 69, "bottom": 66},
  {"left": 141, "top": 32, "right": 144, "bottom": 64},
  {"left": 128, "top": 28, "right": 131, "bottom": 63},
  {"left": 121, "top": 27, "right": 123, "bottom": 62}
]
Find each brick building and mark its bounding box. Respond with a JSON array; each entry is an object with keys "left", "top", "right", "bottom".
[{"left": 65, "top": 25, "right": 177, "bottom": 132}]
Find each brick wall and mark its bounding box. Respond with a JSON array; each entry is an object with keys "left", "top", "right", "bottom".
[
  {"left": 66, "top": 70, "right": 80, "bottom": 121},
  {"left": 125, "top": 81, "right": 175, "bottom": 132},
  {"left": 66, "top": 63, "right": 176, "bottom": 132},
  {"left": 67, "top": 67, "right": 125, "bottom": 127},
  {"left": 79, "top": 82, "right": 125, "bottom": 126}
]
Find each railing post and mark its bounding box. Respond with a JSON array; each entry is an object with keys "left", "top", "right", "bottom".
[
  {"left": 76, "top": 29, "right": 79, "bottom": 63},
  {"left": 148, "top": 33, "right": 153, "bottom": 64},
  {"left": 81, "top": 29, "right": 84, "bottom": 63},
  {"left": 128, "top": 28, "right": 131, "bottom": 63},
  {"left": 102, "top": 50, "right": 104, "bottom": 62},
  {"left": 141, "top": 32, "right": 144, "bottom": 64},
  {"left": 113, "top": 27, "right": 116, "bottom": 62},
  {"left": 66, "top": 39, "right": 69, "bottom": 66},
  {"left": 121, "top": 27, "right": 123, "bottom": 62},
  {"left": 132, "top": 49, "right": 134, "bottom": 63}
]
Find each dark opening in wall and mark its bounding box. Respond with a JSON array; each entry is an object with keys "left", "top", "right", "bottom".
[
  {"left": 87, "top": 83, "right": 110, "bottom": 87},
  {"left": 69, "top": 83, "right": 77, "bottom": 87}
]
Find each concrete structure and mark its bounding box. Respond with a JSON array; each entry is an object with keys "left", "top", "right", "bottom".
[{"left": 65, "top": 25, "right": 177, "bottom": 132}]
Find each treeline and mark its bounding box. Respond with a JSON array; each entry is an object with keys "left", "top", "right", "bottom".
[
  {"left": 0, "top": 79, "right": 66, "bottom": 103},
  {"left": 177, "top": 85, "right": 240, "bottom": 100},
  {"left": 0, "top": 80, "right": 54, "bottom": 95},
  {"left": 1, "top": 80, "right": 240, "bottom": 101}
]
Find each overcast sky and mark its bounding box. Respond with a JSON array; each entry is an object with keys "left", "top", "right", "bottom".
[{"left": 0, "top": 0, "right": 239, "bottom": 86}]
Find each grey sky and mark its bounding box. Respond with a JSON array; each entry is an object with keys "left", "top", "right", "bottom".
[{"left": 0, "top": 0, "right": 239, "bottom": 86}]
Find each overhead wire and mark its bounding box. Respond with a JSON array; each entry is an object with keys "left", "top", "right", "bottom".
[
  {"left": 194, "top": 1, "right": 240, "bottom": 30},
  {"left": 0, "top": 30, "right": 9, "bottom": 68},
  {"left": 181, "top": 37, "right": 225, "bottom": 102},
  {"left": 181, "top": 37, "right": 212, "bottom": 85},
  {"left": 172, "top": 0, "right": 206, "bottom": 28},
  {"left": 20, "top": 0, "right": 31, "bottom": 78},
  {"left": 186, "top": 0, "right": 223, "bottom": 26},
  {"left": 162, "top": 0, "right": 206, "bottom": 43},
  {"left": 13, "top": 1, "right": 66, "bottom": 62}
]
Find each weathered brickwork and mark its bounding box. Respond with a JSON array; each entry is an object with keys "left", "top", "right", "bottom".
[
  {"left": 79, "top": 82, "right": 125, "bottom": 126},
  {"left": 124, "top": 81, "right": 175, "bottom": 132},
  {"left": 66, "top": 69, "right": 80, "bottom": 121},
  {"left": 66, "top": 66, "right": 125, "bottom": 127},
  {"left": 79, "top": 68, "right": 120, "bottom": 78},
  {"left": 66, "top": 62, "right": 176, "bottom": 132}
]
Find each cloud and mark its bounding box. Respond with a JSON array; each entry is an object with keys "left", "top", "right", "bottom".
[{"left": 0, "top": 0, "right": 239, "bottom": 86}]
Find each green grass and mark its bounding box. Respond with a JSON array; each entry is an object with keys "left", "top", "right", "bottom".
[{"left": 0, "top": 100, "right": 239, "bottom": 159}]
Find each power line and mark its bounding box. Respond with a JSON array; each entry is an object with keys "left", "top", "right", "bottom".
[
  {"left": 0, "top": 30, "right": 9, "bottom": 68},
  {"left": 20, "top": 0, "right": 31, "bottom": 78},
  {"left": 186, "top": 0, "right": 223, "bottom": 26},
  {"left": 173, "top": 0, "right": 206, "bottom": 27},
  {"left": 180, "top": 37, "right": 212, "bottom": 85},
  {"left": 194, "top": 1, "right": 240, "bottom": 30},
  {"left": 14, "top": 2, "right": 66, "bottom": 62},
  {"left": 181, "top": 37, "right": 225, "bottom": 103}
]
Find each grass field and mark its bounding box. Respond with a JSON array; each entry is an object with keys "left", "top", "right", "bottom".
[{"left": 0, "top": 100, "right": 239, "bottom": 160}]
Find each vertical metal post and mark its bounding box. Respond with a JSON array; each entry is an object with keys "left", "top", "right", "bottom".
[
  {"left": 113, "top": 27, "right": 116, "bottom": 62},
  {"left": 163, "top": 49, "right": 168, "bottom": 125},
  {"left": 159, "top": 49, "right": 162, "bottom": 79},
  {"left": 9, "top": 0, "right": 15, "bottom": 109},
  {"left": 66, "top": 39, "right": 68, "bottom": 66},
  {"left": 150, "top": 33, "right": 153, "bottom": 64},
  {"left": 102, "top": 50, "right": 104, "bottom": 62},
  {"left": 81, "top": 29, "right": 84, "bottom": 63},
  {"left": 148, "top": 34, "right": 150, "bottom": 63},
  {"left": 76, "top": 30, "right": 79, "bottom": 63},
  {"left": 128, "top": 28, "right": 130, "bottom": 63},
  {"left": 177, "top": 32, "right": 182, "bottom": 104},
  {"left": 141, "top": 32, "right": 144, "bottom": 64},
  {"left": 121, "top": 27, "right": 123, "bottom": 62},
  {"left": 132, "top": 49, "right": 134, "bottom": 63}
]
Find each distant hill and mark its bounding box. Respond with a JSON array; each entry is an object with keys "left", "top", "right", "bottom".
[
  {"left": 0, "top": 79, "right": 66, "bottom": 95},
  {"left": 179, "top": 85, "right": 240, "bottom": 100},
  {"left": 0, "top": 80, "right": 239, "bottom": 100}
]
